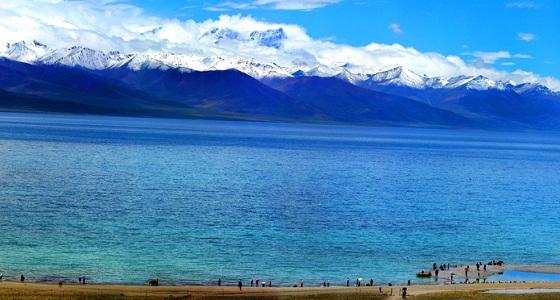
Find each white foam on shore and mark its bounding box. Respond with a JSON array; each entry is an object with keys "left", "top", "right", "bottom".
[{"left": 485, "top": 289, "right": 560, "bottom": 294}]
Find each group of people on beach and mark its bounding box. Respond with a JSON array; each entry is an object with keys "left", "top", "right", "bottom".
[{"left": 225, "top": 277, "right": 380, "bottom": 289}]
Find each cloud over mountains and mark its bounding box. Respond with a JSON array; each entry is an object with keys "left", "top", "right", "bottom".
[{"left": 0, "top": 0, "right": 559, "bottom": 91}]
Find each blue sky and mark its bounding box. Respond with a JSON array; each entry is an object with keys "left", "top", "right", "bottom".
[
  {"left": 132, "top": 0, "right": 559, "bottom": 79},
  {"left": 0, "top": 0, "right": 558, "bottom": 89}
]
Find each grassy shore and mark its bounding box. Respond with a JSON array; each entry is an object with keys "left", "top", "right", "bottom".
[{"left": 2, "top": 281, "right": 560, "bottom": 300}]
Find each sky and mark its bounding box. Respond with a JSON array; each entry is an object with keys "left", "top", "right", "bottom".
[{"left": 1, "top": 0, "right": 559, "bottom": 90}]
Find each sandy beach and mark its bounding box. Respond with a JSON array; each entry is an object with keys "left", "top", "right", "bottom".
[{"left": 2, "top": 265, "right": 560, "bottom": 299}]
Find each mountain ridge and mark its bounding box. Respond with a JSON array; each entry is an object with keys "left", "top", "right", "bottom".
[{"left": 2, "top": 41, "right": 560, "bottom": 130}]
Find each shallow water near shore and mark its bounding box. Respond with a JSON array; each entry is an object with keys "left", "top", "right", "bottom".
[
  {"left": 488, "top": 271, "right": 560, "bottom": 283},
  {"left": 1, "top": 113, "right": 560, "bottom": 286}
]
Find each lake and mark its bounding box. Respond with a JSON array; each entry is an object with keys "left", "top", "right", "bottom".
[{"left": 1, "top": 112, "right": 559, "bottom": 286}]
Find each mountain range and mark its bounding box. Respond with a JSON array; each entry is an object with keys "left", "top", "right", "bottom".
[{"left": 1, "top": 38, "right": 560, "bottom": 130}]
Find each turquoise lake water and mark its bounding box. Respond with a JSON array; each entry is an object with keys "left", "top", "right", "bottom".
[{"left": 1, "top": 112, "right": 560, "bottom": 286}]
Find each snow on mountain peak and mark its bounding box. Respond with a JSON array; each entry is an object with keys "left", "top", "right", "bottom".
[
  {"left": 250, "top": 28, "right": 286, "bottom": 49},
  {"left": 513, "top": 82, "right": 555, "bottom": 96},
  {"left": 370, "top": 66, "right": 428, "bottom": 88},
  {"left": 201, "top": 28, "right": 242, "bottom": 44},
  {"left": 2, "top": 40, "right": 53, "bottom": 63},
  {"left": 0, "top": 41, "right": 556, "bottom": 94}
]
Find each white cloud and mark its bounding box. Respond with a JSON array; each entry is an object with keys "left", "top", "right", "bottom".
[
  {"left": 514, "top": 53, "right": 533, "bottom": 59},
  {"left": 462, "top": 51, "right": 511, "bottom": 64},
  {"left": 462, "top": 51, "right": 533, "bottom": 64},
  {"left": 0, "top": 0, "right": 558, "bottom": 91},
  {"left": 518, "top": 32, "right": 536, "bottom": 42},
  {"left": 506, "top": 1, "right": 540, "bottom": 9},
  {"left": 254, "top": 0, "right": 341, "bottom": 10},
  {"left": 388, "top": 23, "right": 404, "bottom": 34},
  {"left": 207, "top": 0, "right": 341, "bottom": 11},
  {"left": 502, "top": 62, "right": 516, "bottom": 66}
]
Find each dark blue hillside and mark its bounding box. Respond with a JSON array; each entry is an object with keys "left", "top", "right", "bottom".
[{"left": 266, "top": 76, "right": 479, "bottom": 128}]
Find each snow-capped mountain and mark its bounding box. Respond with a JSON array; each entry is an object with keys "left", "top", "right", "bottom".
[
  {"left": 513, "top": 82, "right": 557, "bottom": 96},
  {"left": 445, "top": 75, "right": 506, "bottom": 91},
  {"left": 200, "top": 27, "right": 287, "bottom": 49},
  {"left": 2, "top": 41, "right": 560, "bottom": 131},
  {"left": 250, "top": 28, "right": 286, "bottom": 49},
  {"left": 3, "top": 40, "right": 53, "bottom": 63},
  {"left": 1, "top": 40, "right": 558, "bottom": 97},
  {"left": 366, "top": 66, "right": 430, "bottom": 89}
]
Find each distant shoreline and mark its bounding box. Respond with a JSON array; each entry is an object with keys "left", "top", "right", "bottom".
[
  {"left": 2, "top": 279, "right": 560, "bottom": 300},
  {"left": 2, "top": 264, "right": 560, "bottom": 287}
]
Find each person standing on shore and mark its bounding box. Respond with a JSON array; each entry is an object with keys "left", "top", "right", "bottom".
[
  {"left": 238, "top": 280, "right": 242, "bottom": 290},
  {"left": 251, "top": 279, "right": 253, "bottom": 287},
  {"left": 370, "top": 278, "right": 373, "bottom": 286},
  {"left": 346, "top": 278, "right": 349, "bottom": 287},
  {"left": 300, "top": 279, "right": 304, "bottom": 287},
  {"left": 21, "top": 274, "right": 25, "bottom": 282},
  {"left": 327, "top": 279, "right": 330, "bottom": 287},
  {"left": 218, "top": 278, "right": 221, "bottom": 286}
]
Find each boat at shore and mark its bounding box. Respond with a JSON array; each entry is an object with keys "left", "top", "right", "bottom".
[{"left": 416, "top": 271, "right": 432, "bottom": 277}]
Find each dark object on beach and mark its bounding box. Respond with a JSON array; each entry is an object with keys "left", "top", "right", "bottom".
[
  {"left": 79, "top": 277, "right": 82, "bottom": 284},
  {"left": 58, "top": 281, "right": 62, "bottom": 287},
  {"left": 21, "top": 274, "right": 25, "bottom": 282},
  {"left": 416, "top": 271, "right": 431, "bottom": 277},
  {"left": 251, "top": 279, "right": 253, "bottom": 287},
  {"left": 370, "top": 278, "right": 373, "bottom": 286},
  {"left": 402, "top": 287, "right": 407, "bottom": 298},
  {"left": 408, "top": 279, "right": 411, "bottom": 285},
  {"left": 218, "top": 278, "right": 221, "bottom": 286},
  {"left": 300, "top": 279, "right": 304, "bottom": 287},
  {"left": 496, "top": 260, "right": 504, "bottom": 266},
  {"left": 238, "top": 280, "right": 242, "bottom": 290},
  {"left": 149, "top": 278, "right": 158, "bottom": 286},
  {"left": 269, "top": 281, "right": 272, "bottom": 287}
]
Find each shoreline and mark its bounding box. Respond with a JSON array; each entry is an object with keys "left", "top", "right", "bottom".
[
  {"left": 2, "top": 265, "right": 560, "bottom": 299},
  {"left": 3, "top": 264, "right": 560, "bottom": 287},
  {"left": 2, "top": 280, "right": 560, "bottom": 299}
]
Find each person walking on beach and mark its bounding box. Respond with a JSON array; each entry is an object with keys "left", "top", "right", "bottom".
[
  {"left": 238, "top": 280, "right": 242, "bottom": 290},
  {"left": 21, "top": 274, "right": 25, "bottom": 282},
  {"left": 346, "top": 277, "right": 349, "bottom": 287},
  {"left": 300, "top": 279, "right": 304, "bottom": 287},
  {"left": 370, "top": 278, "right": 373, "bottom": 286},
  {"left": 251, "top": 279, "right": 253, "bottom": 287},
  {"left": 218, "top": 278, "right": 221, "bottom": 286}
]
